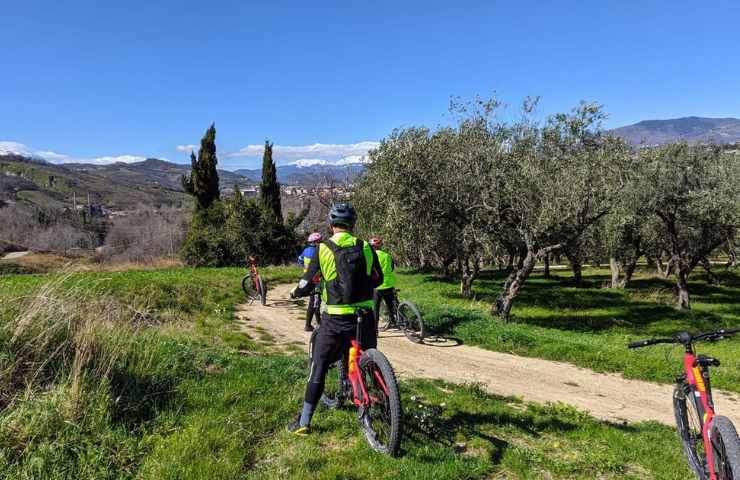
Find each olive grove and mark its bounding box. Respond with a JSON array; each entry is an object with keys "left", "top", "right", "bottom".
[{"left": 354, "top": 97, "right": 740, "bottom": 319}]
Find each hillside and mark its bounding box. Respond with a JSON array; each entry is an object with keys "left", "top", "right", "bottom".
[
  {"left": 66, "top": 158, "right": 253, "bottom": 192},
  {"left": 0, "top": 154, "right": 190, "bottom": 210},
  {"left": 611, "top": 116, "right": 740, "bottom": 145}
]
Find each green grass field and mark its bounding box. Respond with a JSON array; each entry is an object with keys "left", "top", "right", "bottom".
[
  {"left": 396, "top": 266, "right": 740, "bottom": 392},
  {"left": 3, "top": 264, "right": 736, "bottom": 478}
]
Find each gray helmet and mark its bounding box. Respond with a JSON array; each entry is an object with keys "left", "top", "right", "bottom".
[{"left": 328, "top": 203, "right": 357, "bottom": 228}]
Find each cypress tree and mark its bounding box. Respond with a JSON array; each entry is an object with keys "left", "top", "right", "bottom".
[
  {"left": 181, "top": 123, "right": 220, "bottom": 209},
  {"left": 260, "top": 140, "right": 283, "bottom": 223}
]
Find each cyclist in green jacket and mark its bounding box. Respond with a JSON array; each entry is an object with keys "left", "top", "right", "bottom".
[
  {"left": 287, "top": 203, "right": 383, "bottom": 435},
  {"left": 369, "top": 237, "right": 397, "bottom": 328}
]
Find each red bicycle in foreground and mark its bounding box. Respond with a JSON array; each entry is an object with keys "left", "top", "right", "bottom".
[
  {"left": 309, "top": 310, "right": 403, "bottom": 455},
  {"left": 629, "top": 328, "right": 740, "bottom": 480},
  {"left": 241, "top": 256, "right": 267, "bottom": 306}
]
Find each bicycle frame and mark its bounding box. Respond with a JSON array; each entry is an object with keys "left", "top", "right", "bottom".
[
  {"left": 346, "top": 314, "right": 391, "bottom": 409},
  {"left": 248, "top": 257, "right": 261, "bottom": 292},
  {"left": 683, "top": 347, "right": 719, "bottom": 480}
]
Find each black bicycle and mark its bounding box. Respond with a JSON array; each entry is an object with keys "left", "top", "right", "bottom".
[{"left": 377, "top": 289, "right": 425, "bottom": 343}]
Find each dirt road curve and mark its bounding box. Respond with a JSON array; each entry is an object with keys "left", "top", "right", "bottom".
[{"left": 235, "top": 283, "right": 740, "bottom": 427}]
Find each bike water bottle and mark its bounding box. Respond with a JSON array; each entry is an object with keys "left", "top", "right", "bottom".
[{"left": 348, "top": 345, "right": 358, "bottom": 374}]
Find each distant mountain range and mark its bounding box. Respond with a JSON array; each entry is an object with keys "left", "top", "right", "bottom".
[
  {"left": 0, "top": 153, "right": 367, "bottom": 211},
  {"left": 235, "top": 163, "right": 366, "bottom": 184},
  {"left": 0, "top": 154, "right": 190, "bottom": 210},
  {"left": 65, "top": 158, "right": 250, "bottom": 192},
  {"left": 610, "top": 116, "right": 740, "bottom": 146}
]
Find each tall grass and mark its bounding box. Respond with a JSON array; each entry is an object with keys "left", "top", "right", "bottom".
[{"left": 0, "top": 274, "right": 145, "bottom": 412}]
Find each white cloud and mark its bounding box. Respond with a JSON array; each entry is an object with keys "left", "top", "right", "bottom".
[
  {"left": 0, "top": 141, "right": 38, "bottom": 158},
  {"left": 0, "top": 141, "right": 148, "bottom": 165},
  {"left": 176, "top": 144, "right": 198, "bottom": 153},
  {"left": 225, "top": 141, "right": 379, "bottom": 160}
]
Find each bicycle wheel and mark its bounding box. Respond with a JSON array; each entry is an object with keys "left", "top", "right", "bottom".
[
  {"left": 710, "top": 416, "right": 740, "bottom": 479},
  {"left": 398, "top": 300, "right": 425, "bottom": 343},
  {"left": 378, "top": 299, "right": 393, "bottom": 331},
  {"left": 308, "top": 329, "right": 346, "bottom": 409},
  {"left": 674, "top": 382, "right": 708, "bottom": 479},
  {"left": 358, "top": 348, "right": 402, "bottom": 456},
  {"left": 242, "top": 276, "right": 255, "bottom": 302},
  {"left": 257, "top": 276, "right": 267, "bottom": 306}
]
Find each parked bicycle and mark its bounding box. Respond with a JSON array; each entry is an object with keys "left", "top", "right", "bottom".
[
  {"left": 241, "top": 256, "right": 267, "bottom": 305},
  {"left": 308, "top": 310, "right": 403, "bottom": 455},
  {"left": 378, "top": 289, "right": 425, "bottom": 343},
  {"left": 628, "top": 328, "right": 740, "bottom": 480}
]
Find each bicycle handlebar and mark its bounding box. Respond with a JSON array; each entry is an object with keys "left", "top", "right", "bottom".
[{"left": 628, "top": 327, "right": 740, "bottom": 349}]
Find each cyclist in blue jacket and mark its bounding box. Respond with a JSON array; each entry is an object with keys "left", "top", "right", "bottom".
[{"left": 298, "top": 232, "right": 323, "bottom": 331}]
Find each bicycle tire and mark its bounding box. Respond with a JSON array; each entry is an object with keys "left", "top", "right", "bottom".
[
  {"left": 358, "top": 348, "right": 402, "bottom": 456},
  {"left": 398, "top": 300, "right": 425, "bottom": 343},
  {"left": 710, "top": 416, "right": 740, "bottom": 479},
  {"left": 308, "top": 329, "right": 346, "bottom": 409},
  {"left": 674, "top": 382, "right": 708, "bottom": 479},
  {"left": 257, "top": 276, "right": 267, "bottom": 306},
  {"left": 378, "top": 299, "right": 393, "bottom": 331},
  {"left": 242, "top": 276, "right": 255, "bottom": 302}
]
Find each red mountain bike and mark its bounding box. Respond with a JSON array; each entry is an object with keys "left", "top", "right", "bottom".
[
  {"left": 308, "top": 310, "right": 403, "bottom": 456},
  {"left": 241, "top": 256, "right": 267, "bottom": 306},
  {"left": 629, "top": 328, "right": 740, "bottom": 480}
]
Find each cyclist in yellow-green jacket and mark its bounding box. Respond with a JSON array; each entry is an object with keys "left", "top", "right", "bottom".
[
  {"left": 287, "top": 203, "right": 383, "bottom": 435},
  {"left": 369, "top": 237, "right": 397, "bottom": 327}
]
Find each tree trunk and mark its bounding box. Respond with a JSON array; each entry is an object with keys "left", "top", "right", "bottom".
[
  {"left": 543, "top": 254, "right": 550, "bottom": 279},
  {"left": 620, "top": 258, "right": 638, "bottom": 288},
  {"left": 459, "top": 258, "right": 479, "bottom": 299},
  {"left": 609, "top": 257, "right": 622, "bottom": 288},
  {"left": 494, "top": 250, "right": 537, "bottom": 321},
  {"left": 676, "top": 266, "right": 691, "bottom": 309},
  {"left": 565, "top": 250, "right": 583, "bottom": 287}
]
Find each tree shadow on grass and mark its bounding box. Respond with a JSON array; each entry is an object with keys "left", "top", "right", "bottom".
[
  {"left": 404, "top": 400, "right": 580, "bottom": 465},
  {"left": 417, "top": 270, "right": 738, "bottom": 334}
]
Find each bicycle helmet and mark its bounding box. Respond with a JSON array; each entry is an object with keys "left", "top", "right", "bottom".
[
  {"left": 328, "top": 203, "right": 357, "bottom": 228},
  {"left": 369, "top": 237, "right": 383, "bottom": 248},
  {"left": 308, "top": 232, "right": 323, "bottom": 243}
]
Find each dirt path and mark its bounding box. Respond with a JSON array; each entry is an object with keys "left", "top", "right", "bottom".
[
  {"left": 235, "top": 283, "right": 740, "bottom": 427},
  {"left": 1, "top": 251, "right": 29, "bottom": 260}
]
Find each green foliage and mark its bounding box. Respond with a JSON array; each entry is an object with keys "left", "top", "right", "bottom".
[
  {"left": 181, "top": 201, "right": 233, "bottom": 266},
  {"left": 180, "top": 135, "right": 303, "bottom": 267},
  {"left": 224, "top": 192, "right": 300, "bottom": 265},
  {"left": 181, "top": 124, "right": 220, "bottom": 210},
  {"left": 260, "top": 140, "right": 282, "bottom": 223}
]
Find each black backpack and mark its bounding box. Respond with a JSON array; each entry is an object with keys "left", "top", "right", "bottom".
[{"left": 323, "top": 238, "right": 373, "bottom": 305}]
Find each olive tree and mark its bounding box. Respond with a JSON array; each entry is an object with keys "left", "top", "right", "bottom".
[
  {"left": 490, "top": 102, "right": 631, "bottom": 319},
  {"left": 634, "top": 143, "right": 740, "bottom": 309}
]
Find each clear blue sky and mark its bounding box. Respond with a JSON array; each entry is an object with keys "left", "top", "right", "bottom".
[{"left": 2, "top": 1, "right": 739, "bottom": 169}]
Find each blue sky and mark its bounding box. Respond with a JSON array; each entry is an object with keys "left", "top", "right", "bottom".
[{"left": 2, "top": 1, "right": 739, "bottom": 170}]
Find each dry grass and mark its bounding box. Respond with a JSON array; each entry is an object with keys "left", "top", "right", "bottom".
[
  {"left": 93, "top": 257, "right": 183, "bottom": 272},
  {"left": 0, "top": 274, "right": 145, "bottom": 414}
]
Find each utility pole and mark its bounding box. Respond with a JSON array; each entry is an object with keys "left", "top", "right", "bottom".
[{"left": 73, "top": 192, "right": 77, "bottom": 210}]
